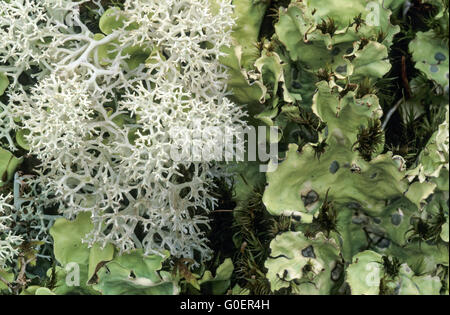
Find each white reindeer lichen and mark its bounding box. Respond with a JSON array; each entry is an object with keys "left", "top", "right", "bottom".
[
  {"left": 0, "top": 193, "right": 22, "bottom": 269},
  {"left": 2, "top": 0, "right": 244, "bottom": 263}
]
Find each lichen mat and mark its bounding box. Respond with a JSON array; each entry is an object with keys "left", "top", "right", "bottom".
[{"left": 0, "top": 0, "right": 448, "bottom": 296}]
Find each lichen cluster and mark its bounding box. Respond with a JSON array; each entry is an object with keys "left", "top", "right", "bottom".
[
  {"left": 1, "top": 0, "right": 244, "bottom": 268},
  {"left": 223, "top": 0, "right": 449, "bottom": 295},
  {"left": 0, "top": 0, "right": 448, "bottom": 295}
]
